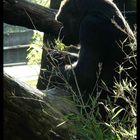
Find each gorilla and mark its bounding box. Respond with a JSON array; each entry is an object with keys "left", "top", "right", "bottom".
[
  {"left": 37, "top": 0, "right": 136, "bottom": 116},
  {"left": 55, "top": 0, "right": 134, "bottom": 92}
]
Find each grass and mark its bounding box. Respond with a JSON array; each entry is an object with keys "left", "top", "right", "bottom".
[
  {"left": 71, "top": 37, "right": 136, "bottom": 139},
  {"left": 27, "top": 30, "right": 137, "bottom": 140}
]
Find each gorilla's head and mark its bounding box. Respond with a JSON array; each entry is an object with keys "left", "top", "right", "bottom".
[
  {"left": 55, "top": 0, "right": 88, "bottom": 46},
  {"left": 55, "top": 0, "right": 114, "bottom": 46}
]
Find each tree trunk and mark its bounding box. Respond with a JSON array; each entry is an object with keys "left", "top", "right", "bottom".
[
  {"left": 4, "top": 72, "right": 78, "bottom": 140},
  {"left": 36, "top": 0, "right": 62, "bottom": 90}
]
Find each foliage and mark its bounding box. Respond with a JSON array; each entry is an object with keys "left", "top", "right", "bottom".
[
  {"left": 27, "top": 30, "right": 43, "bottom": 64},
  {"left": 47, "top": 32, "right": 137, "bottom": 140},
  {"left": 55, "top": 39, "right": 67, "bottom": 51},
  {"left": 67, "top": 31, "right": 137, "bottom": 140},
  {"left": 27, "top": 26, "right": 137, "bottom": 140}
]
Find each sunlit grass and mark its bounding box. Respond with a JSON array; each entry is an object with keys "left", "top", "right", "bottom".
[{"left": 27, "top": 29, "right": 137, "bottom": 140}]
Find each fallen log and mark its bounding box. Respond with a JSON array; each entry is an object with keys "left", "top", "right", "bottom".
[{"left": 3, "top": 72, "right": 78, "bottom": 140}]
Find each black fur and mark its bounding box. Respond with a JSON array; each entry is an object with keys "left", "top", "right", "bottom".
[
  {"left": 37, "top": 0, "right": 136, "bottom": 118},
  {"left": 55, "top": 0, "right": 134, "bottom": 95}
]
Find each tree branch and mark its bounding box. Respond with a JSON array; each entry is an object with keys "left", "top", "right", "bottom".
[{"left": 4, "top": 0, "right": 63, "bottom": 35}]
